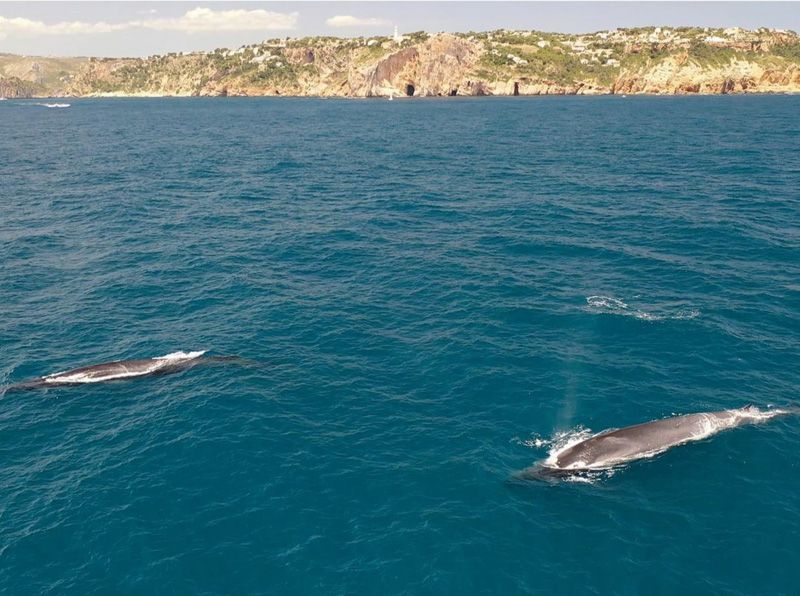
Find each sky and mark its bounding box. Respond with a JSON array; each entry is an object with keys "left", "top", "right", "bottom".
[{"left": 0, "top": 2, "right": 798, "bottom": 58}]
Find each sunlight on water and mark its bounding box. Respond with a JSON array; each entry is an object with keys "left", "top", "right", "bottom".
[{"left": 1, "top": 96, "right": 799, "bottom": 594}]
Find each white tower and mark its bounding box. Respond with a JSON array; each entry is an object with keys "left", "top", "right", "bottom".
[{"left": 393, "top": 26, "right": 402, "bottom": 44}]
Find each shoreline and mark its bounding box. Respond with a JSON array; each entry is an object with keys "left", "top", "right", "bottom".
[
  {"left": 3, "top": 27, "right": 799, "bottom": 101},
  {"left": 8, "top": 90, "right": 800, "bottom": 101}
]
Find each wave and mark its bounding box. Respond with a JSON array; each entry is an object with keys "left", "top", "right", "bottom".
[
  {"left": 35, "top": 103, "right": 71, "bottom": 109},
  {"left": 585, "top": 295, "right": 700, "bottom": 321}
]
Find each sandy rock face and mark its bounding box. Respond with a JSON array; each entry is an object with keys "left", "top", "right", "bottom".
[
  {"left": 0, "top": 76, "right": 37, "bottom": 98},
  {"left": 759, "top": 64, "right": 800, "bottom": 87},
  {"left": 414, "top": 35, "right": 479, "bottom": 96},
  {"left": 490, "top": 79, "right": 607, "bottom": 95},
  {"left": 353, "top": 35, "right": 479, "bottom": 97},
  {"left": 353, "top": 47, "right": 419, "bottom": 96},
  {"left": 612, "top": 56, "right": 800, "bottom": 95}
]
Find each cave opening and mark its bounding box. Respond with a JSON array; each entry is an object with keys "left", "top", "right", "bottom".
[
  {"left": 449, "top": 88, "right": 458, "bottom": 96},
  {"left": 513, "top": 82, "right": 520, "bottom": 96},
  {"left": 405, "top": 84, "right": 415, "bottom": 97}
]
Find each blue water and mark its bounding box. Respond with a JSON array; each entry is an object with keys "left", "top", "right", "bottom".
[{"left": 1, "top": 96, "right": 799, "bottom": 594}]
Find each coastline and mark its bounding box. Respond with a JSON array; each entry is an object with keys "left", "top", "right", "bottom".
[
  {"left": 3, "top": 27, "right": 800, "bottom": 100},
  {"left": 13, "top": 89, "right": 800, "bottom": 100}
]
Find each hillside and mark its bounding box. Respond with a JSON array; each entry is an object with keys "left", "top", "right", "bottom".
[
  {"left": 2, "top": 26, "right": 800, "bottom": 98},
  {"left": 0, "top": 53, "right": 88, "bottom": 97}
]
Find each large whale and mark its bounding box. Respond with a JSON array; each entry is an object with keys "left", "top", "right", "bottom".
[
  {"left": 2, "top": 350, "right": 244, "bottom": 393},
  {"left": 518, "top": 405, "right": 793, "bottom": 480}
]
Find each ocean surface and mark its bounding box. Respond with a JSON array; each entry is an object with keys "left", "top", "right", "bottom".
[{"left": 1, "top": 96, "right": 799, "bottom": 595}]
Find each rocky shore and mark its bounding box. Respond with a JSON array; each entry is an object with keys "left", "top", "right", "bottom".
[{"left": 2, "top": 26, "right": 799, "bottom": 98}]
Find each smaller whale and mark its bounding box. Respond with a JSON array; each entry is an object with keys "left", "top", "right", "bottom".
[
  {"left": 2, "top": 351, "right": 246, "bottom": 393},
  {"left": 517, "top": 405, "right": 795, "bottom": 480}
]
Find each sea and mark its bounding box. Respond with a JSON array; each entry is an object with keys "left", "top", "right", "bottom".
[{"left": 1, "top": 96, "right": 799, "bottom": 595}]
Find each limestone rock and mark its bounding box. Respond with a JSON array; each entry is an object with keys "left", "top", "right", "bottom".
[{"left": 3, "top": 28, "right": 800, "bottom": 98}]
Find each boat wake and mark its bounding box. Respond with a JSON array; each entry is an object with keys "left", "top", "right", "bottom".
[
  {"left": 585, "top": 295, "right": 700, "bottom": 321},
  {"left": 35, "top": 103, "right": 71, "bottom": 109}
]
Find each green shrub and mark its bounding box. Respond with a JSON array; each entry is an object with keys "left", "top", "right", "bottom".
[{"left": 687, "top": 43, "right": 737, "bottom": 67}]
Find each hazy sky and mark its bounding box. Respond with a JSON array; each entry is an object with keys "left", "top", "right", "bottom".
[{"left": 1, "top": 2, "right": 798, "bottom": 57}]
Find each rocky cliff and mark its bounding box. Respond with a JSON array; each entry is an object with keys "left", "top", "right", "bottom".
[
  {"left": 2, "top": 27, "right": 800, "bottom": 98},
  {"left": 0, "top": 76, "right": 39, "bottom": 98}
]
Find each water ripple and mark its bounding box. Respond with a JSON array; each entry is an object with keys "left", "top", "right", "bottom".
[{"left": 1, "top": 96, "right": 799, "bottom": 594}]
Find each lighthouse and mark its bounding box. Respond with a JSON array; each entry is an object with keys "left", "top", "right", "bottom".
[{"left": 393, "top": 26, "right": 402, "bottom": 44}]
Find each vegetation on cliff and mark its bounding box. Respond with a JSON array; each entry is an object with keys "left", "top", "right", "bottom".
[{"left": 1, "top": 27, "right": 799, "bottom": 98}]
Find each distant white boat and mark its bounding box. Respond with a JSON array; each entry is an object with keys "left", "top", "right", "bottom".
[{"left": 388, "top": 95, "right": 393, "bottom": 101}]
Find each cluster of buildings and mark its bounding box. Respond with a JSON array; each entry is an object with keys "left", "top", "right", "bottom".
[{"left": 568, "top": 26, "right": 796, "bottom": 55}]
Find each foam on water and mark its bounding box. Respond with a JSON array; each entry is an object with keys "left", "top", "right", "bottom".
[
  {"left": 154, "top": 350, "right": 207, "bottom": 361},
  {"left": 585, "top": 295, "right": 700, "bottom": 321},
  {"left": 35, "top": 103, "right": 71, "bottom": 109},
  {"left": 541, "top": 427, "right": 596, "bottom": 465}
]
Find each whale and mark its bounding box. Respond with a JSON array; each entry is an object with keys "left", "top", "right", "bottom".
[
  {"left": 2, "top": 350, "right": 245, "bottom": 393},
  {"left": 518, "top": 405, "right": 794, "bottom": 480}
]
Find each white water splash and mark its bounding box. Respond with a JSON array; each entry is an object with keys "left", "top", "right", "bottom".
[
  {"left": 155, "top": 350, "right": 207, "bottom": 361},
  {"left": 543, "top": 427, "right": 597, "bottom": 468},
  {"left": 513, "top": 433, "right": 552, "bottom": 449},
  {"left": 585, "top": 295, "right": 700, "bottom": 322},
  {"left": 35, "top": 103, "right": 70, "bottom": 109}
]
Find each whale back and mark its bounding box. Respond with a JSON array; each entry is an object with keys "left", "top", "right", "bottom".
[
  {"left": 553, "top": 411, "right": 741, "bottom": 469},
  {"left": 515, "top": 406, "right": 793, "bottom": 480},
  {"left": 1, "top": 351, "right": 216, "bottom": 392},
  {"left": 41, "top": 354, "right": 204, "bottom": 385}
]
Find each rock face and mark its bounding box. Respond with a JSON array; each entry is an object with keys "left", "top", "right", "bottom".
[
  {"left": 0, "top": 76, "right": 39, "bottom": 98},
  {"left": 351, "top": 34, "right": 482, "bottom": 97},
  {"left": 357, "top": 47, "right": 420, "bottom": 96},
  {"left": 612, "top": 55, "right": 800, "bottom": 94},
  {"left": 2, "top": 27, "right": 800, "bottom": 98},
  {"left": 349, "top": 36, "right": 481, "bottom": 97}
]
